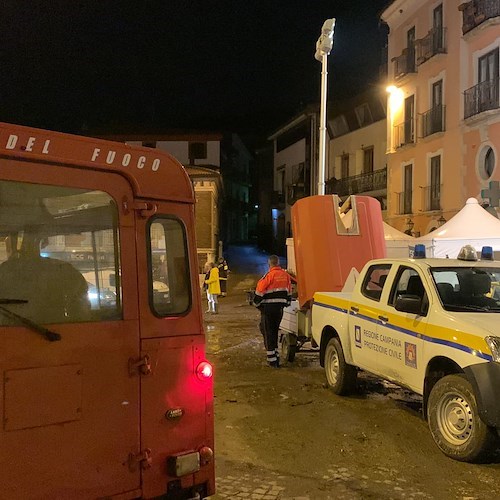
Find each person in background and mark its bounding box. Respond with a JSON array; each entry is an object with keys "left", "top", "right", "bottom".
[
  {"left": 217, "top": 257, "right": 229, "bottom": 297},
  {"left": 253, "top": 255, "right": 292, "bottom": 368},
  {"left": 204, "top": 262, "right": 221, "bottom": 314}
]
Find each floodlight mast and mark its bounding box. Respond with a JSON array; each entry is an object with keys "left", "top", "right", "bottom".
[{"left": 315, "top": 18, "right": 335, "bottom": 196}]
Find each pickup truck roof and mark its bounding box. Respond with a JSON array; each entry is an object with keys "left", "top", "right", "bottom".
[{"left": 364, "top": 258, "right": 500, "bottom": 269}]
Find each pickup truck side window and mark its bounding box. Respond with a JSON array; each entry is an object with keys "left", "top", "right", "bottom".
[
  {"left": 361, "top": 264, "right": 392, "bottom": 301},
  {"left": 390, "top": 266, "right": 429, "bottom": 315}
]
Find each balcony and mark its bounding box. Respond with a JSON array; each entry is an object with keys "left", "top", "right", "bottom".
[
  {"left": 460, "top": 0, "right": 500, "bottom": 34},
  {"left": 392, "top": 47, "right": 416, "bottom": 80},
  {"left": 421, "top": 185, "right": 442, "bottom": 211},
  {"left": 464, "top": 78, "right": 499, "bottom": 118},
  {"left": 419, "top": 105, "right": 446, "bottom": 137},
  {"left": 334, "top": 168, "right": 387, "bottom": 197},
  {"left": 396, "top": 191, "right": 413, "bottom": 215},
  {"left": 416, "top": 27, "right": 447, "bottom": 65},
  {"left": 394, "top": 120, "right": 415, "bottom": 148}
]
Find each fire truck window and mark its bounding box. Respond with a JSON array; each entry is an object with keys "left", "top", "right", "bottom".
[
  {"left": 149, "top": 218, "right": 191, "bottom": 316},
  {"left": 0, "top": 180, "right": 122, "bottom": 325}
]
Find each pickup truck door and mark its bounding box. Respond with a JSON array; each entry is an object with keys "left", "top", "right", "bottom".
[
  {"left": 348, "top": 263, "right": 392, "bottom": 374},
  {"left": 377, "top": 265, "right": 427, "bottom": 392}
]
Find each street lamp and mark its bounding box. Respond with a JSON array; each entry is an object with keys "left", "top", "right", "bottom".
[{"left": 315, "top": 18, "right": 335, "bottom": 196}]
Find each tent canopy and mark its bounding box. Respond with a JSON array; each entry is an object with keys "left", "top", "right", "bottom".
[
  {"left": 384, "top": 222, "right": 414, "bottom": 257},
  {"left": 415, "top": 198, "right": 500, "bottom": 258}
]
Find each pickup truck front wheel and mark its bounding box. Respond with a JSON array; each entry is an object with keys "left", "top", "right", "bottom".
[
  {"left": 428, "top": 374, "right": 498, "bottom": 462},
  {"left": 324, "top": 337, "right": 357, "bottom": 395}
]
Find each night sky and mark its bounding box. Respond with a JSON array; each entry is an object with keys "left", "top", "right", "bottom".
[{"left": 1, "top": 1, "right": 389, "bottom": 138}]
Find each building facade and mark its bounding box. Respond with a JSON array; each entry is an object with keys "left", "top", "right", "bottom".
[
  {"left": 327, "top": 88, "right": 388, "bottom": 211},
  {"left": 220, "top": 134, "right": 253, "bottom": 244},
  {"left": 382, "top": 0, "right": 500, "bottom": 236},
  {"left": 268, "top": 105, "right": 326, "bottom": 255},
  {"left": 103, "top": 133, "right": 224, "bottom": 268}
]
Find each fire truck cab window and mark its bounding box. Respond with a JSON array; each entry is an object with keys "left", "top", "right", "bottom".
[
  {"left": 149, "top": 218, "right": 191, "bottom": 316},
  {"left": 0, "top": 180, "right": 122, "bottom": 325}
]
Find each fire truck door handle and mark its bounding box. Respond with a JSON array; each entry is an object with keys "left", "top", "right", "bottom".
[
  {"left": 378, "top": 315, "right": 389, "bottom": 323},
  {"left": 350, "top": 306, "right": 359, "bottom": 313}
]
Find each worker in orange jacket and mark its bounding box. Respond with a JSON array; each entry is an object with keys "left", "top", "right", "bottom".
[{"left": 253, "top": 255, "right": 292, "bottom": 367}]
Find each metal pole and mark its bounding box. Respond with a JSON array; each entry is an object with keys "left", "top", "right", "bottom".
[{"left": 317, "top": 53, "right": 328, "bottom": 196}]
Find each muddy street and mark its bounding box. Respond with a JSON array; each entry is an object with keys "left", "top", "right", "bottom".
[{"left": 205, "top": 253, "right": 500, "bottom": 500}]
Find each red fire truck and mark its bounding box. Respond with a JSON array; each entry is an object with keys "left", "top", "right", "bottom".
[{"left": 0, "top": 123, "right": 215, "bottom": 499}]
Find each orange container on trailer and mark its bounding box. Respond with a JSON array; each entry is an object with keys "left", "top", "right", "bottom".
[{"left": 291, "top": 195, "right": 386, "bottom": 308}]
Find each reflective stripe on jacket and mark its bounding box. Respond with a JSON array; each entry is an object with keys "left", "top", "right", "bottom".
[{"left": 254, "top": 266, "right": 292, "bottom": 306}]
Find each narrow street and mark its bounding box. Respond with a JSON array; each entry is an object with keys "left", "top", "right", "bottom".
[{"left": 206, "top": 246, "right": 500, "bottom": 500}]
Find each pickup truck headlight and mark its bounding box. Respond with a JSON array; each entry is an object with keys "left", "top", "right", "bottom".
[{"left": 485, "top": 336, "right": 500, "bottom": 362}]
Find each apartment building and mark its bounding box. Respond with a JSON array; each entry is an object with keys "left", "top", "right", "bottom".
[{"left": 382, "top": 0, "right": 500, "bottom": 236}]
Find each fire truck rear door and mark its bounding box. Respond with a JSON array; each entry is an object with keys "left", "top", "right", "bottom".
[
  {"left": 0, "top": 160, "right": 141, "bottom": 499},
  {"left": 134, "top": 201, "right": 214, "bottom": 498}
]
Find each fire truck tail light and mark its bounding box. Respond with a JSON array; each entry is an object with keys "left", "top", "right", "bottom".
[
  {"left": 199, "top": 446, "right": 214, "bottom": 465},
  {"left": 196, "top": 361, "right": 213, "bottom": 380}
]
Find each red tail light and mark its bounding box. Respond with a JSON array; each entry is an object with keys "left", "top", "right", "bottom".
[{"left": 196, "top": 361, "right": 213, "bottom": 380}]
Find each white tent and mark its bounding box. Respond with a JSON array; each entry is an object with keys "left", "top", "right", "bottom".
[
  {"left": 384, "top": 222, "right": 414, "bottom": 258},
  {"left": 415, "top": 198, "right": 500, "bottom": 258}
]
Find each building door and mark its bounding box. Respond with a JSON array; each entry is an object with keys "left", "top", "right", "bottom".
[
  {"left": 407, "top": 27, "right": 416, "bottom": 73},
  {"left": 433, "top": 4, "right": 444, "bottom": 52},
  {"left": 363, "top": 146, "right": 374, "bottom": 175},
  {"left": 404, "top": 164, "right": 413, "bottom": 214},
  {"left": 404, "top": 95, "right": 415, "bottom": 144},
  {"left": 430, "top": 156, "right": 441, "bottom": 211},
  {"left": 431, "top": 80, "right": 443, "bottom": 134},
  {"left": 341, "top": 154, "right": 350, "bottom": 179},
  {"left": 478, "top": 48, "right": 499, "bottom": 110}
]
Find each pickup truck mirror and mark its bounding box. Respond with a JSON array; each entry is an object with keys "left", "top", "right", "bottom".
[{"left": 395, "top": 295, "right": 422, "bottom": 315}]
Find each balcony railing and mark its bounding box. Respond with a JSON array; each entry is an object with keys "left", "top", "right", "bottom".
[
  {"left": 416, "top": 27, "right": 447, "bottom": 65},
  {"left": 421, "top": 185, "right": 442, "bottom": 211},
  {"left": 464, "top": 78, "right": 499, "bottom": 118},
  {"left": 392, "top": 47, "right": 416, "bottom": 80},
  {"left": 334, "top": 168, "right": 387, "bottom": 197},
  {"left": 394, "top": 120, "right": 415, "bottom": 148},
  {"left": 397, "top": 191, "right": 413, "bottom": 215},
  {"left": 420, "top": 105, "right": 446, "bottom": 137},
  {"left": 460, "top": 0, "right": 500, "bottom": 34}
]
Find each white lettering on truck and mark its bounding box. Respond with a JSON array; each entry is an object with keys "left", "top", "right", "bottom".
[
  {"left": 5, "top": 134, "right": 50, "bottom": 154},
  {"left": 90, "top": 148, "right": 160, "bottom": 171}
]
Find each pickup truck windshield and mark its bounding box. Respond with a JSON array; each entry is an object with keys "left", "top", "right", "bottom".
[{"left": 431, "top": 266, "right": 500, "bottom": 312}]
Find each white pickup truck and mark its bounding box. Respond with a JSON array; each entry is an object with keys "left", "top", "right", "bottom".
[{"left": 312, "top": 249, "right": 500, "bottom": 462}]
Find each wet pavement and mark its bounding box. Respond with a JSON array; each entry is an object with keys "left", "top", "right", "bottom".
[{"left": 206, "top": 245, "right": 500, "bottom": 500}]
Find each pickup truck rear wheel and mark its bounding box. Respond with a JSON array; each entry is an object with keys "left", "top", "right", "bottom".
[
  {"left": 427, "top": 374, "right": 498, "bottom": 462},
  {"left": 324, "top": 337, "right": 357, "bottom": 395},
  {"left": 280, "top": 333, "right": 297, "bottom": 364}
]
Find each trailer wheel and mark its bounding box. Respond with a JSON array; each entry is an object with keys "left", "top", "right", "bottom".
[
  {"left": 280, "top": 333, "right": 297, "bottom": 364},
  {"left": 427, "top": 374, "right": 498, "bottom": 462},
  {"left": 324, "top": 337, "right": 357, "bottom": 395}
]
